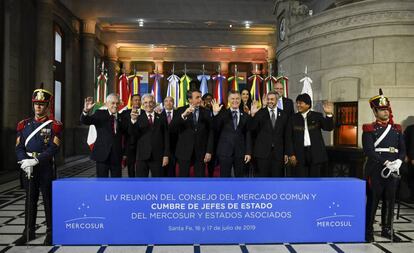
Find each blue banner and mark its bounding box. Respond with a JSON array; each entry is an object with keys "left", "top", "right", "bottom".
[{"left": 53, "top": 178, "right": 365, "bottom": 245}]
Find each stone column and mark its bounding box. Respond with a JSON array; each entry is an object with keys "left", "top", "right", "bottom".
[
  {"left": 107, "top": 44, "right": 118, "bottom": 94},
  {"left": 266, "top": 46, "right": 276, "bottom": 75},
  {"left": 220, "top": 61, "right": 229, "bottom": 102},
  {"left": 35, "top": 0, "right": 54, "bottom": 91},
  {"left": 80, "top": 20, "right": 96, "bottom": 100},
  {"left": 251, "top": 62, "right": 262, "bottom": 74}
]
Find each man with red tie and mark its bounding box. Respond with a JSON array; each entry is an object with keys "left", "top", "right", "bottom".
[
  {"left": 81, "top": 94, "right": 127, "bottom": 177},
  {"left": 162, "top": 96, "right": 178, "bottom": 176},
  {"left": 130, "top": 94, "right": 169, "bottom": 177}
]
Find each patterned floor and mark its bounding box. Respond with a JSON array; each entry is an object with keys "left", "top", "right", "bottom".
[{"left": 0, "top": 157, "right": 413, "bottom": 253}]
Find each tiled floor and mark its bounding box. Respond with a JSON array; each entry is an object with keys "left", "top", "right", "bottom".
[{"left": 0, "top": 157, "right": 413, "bottom": 253}]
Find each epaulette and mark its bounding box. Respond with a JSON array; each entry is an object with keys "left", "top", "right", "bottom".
[
  {"left": 52, "top": 120, "right": 63, "bottom": 134},
  {"left": 362, "top": 123, "right": 375, "bottom": 132},
  {"left": 16, "top": 118, "right": 30, "bottom": 131},
  {"left": 393, "top": 124, "right": 402, "bottom": 132}
]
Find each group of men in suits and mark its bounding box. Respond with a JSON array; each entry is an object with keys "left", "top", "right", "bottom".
[{"left": 80, "top": 81, "right": 334, "bottom": 178}]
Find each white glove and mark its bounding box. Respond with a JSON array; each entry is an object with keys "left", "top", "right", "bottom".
[
  {"left": 23, "top": 166, "right": 33, "bottom": 178},
  {"left": 19, "top": 158, "right": 39, "bottom": 169},
  {"left": 388, "top": 159, "right": 402, "bottom": 171}
]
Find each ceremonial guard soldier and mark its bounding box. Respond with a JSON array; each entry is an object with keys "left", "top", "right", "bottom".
[
  {"left": 363, "top": 89, "right": 405, "bottom": 242},
  {"left": 15, "top": 87, "right": 63, "bottom": 245}
]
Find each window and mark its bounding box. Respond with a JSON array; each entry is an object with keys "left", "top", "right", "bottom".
[
  {"left": 334, "top": 102, "right": 358, "bottom": 147},
  {"left": 53, "top": 24, "right": 64, "bottom": 122},
  {"left": 55, "top": 31, "right": 62, "bottom": 62}
]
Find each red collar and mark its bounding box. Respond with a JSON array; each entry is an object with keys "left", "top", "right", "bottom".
[
  {"left": 34, "top": 115, "right": 48, "bottom": 122},
  {"left": 375, "top": 120, "right": 389, "bottom": 127}
]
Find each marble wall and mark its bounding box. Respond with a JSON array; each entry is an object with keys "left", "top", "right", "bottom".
[{"left": 276, "top": 0, "right": 414, "bottom": 147}]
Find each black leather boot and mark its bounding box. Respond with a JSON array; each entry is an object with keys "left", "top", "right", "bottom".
[
  {"left": 365, "top": 232, "right": 374, "bottom": 243},
  {"left": 381, "top": 199, "right": 402, "bottom": 242},
  {"left": 381, "top": 228, "right": 402, "bottom": 242},
  {"left": 43, "top": 232, "right": 52, "bottom": 246},
  {"left": 14, "top": 232, "right": 35, "bottom": 245}
]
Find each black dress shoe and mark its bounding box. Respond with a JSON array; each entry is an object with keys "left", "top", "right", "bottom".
[
  {"left": 381, "top": 229, "right": 403, "bottom": 242},
  {"left": 14, "top": 234, "right": 35, "bottom": 245},
  {"left": 365, "top": 233, "right": 374, "bottom": 243}
]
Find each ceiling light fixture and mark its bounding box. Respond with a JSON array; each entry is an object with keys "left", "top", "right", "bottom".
[
  {"left": 229, "top": 24, "right": 233, "bottom": 28},
  {"left": 138, "top": 19, "right": 144, "bottom": 27}
]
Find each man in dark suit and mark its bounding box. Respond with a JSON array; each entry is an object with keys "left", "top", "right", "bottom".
[
  {"left": 249, "top": 91, "right": 292, "bottom": 177},
  {"left": 81, "top": 94, "right": 127, "bottom": 177},
  {"left": 289, "top": 93, "right": 334, "bottom": 177},
  {"left": 170, "top": 89, "right": 213, "bottom": 177},
  {"left": 202, "top": 93, "right": 217, "bottom": 177},
  {"left": 211, "top": 90, "right": 252, "bottom": 177},
  {"left": 120, "top": 94, "right": 141, "bottom": 177},
  {"left": 274, "top": 81, "right": 294, "bottom": 116},
  {"left": 129, "top": 94, "right": 169, "bottom": 177},
  {"left": 162, "top": 96, "right": 178, "bottom": 177}
]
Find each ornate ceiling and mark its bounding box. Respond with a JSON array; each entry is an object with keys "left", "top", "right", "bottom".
[{"left": 60, "top": 0, "right": 278, "bottom": 62}]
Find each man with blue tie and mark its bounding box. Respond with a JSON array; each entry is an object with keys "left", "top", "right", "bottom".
[
  {"left": 274, "top": 81, "right": 294, "bottom": 116},
  {"left": 211, "top": 90, "right": 252, "bottom": 177},
  {"left": 170, "top": 89, "right": 213, "bottom": 177}
]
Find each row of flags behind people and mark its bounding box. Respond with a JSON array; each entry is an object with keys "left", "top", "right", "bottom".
[
  {"left": 114, "top": 64, "right": 292, "bottom": 109},
  {"left": 88, "top": 62, "right": 312, "bottom": 149}
]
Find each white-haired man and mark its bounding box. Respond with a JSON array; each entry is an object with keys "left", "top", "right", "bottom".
[
  {"left": 81, "top": 94, "right": 128, "bottom": 177},
  {"left": 130, "top": 94, "right": 169, "bottom": 177}
]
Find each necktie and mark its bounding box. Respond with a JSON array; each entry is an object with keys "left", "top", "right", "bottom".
[
  {"left": 110, "top": 115, "right": 116, "bottom": 134},
  {"left": 277, "top": 99, "right": 283, "bottom": 110},
  {"left": 270, "top": 109, "right": 276, "bottom": 128},
  {"left": 232, "top": 111, "right": 238, "bottom": 130},
  {"left": 193, "top": 108, "right": 199, "bottom": 125},
  {"left": 167, "top": 111, "right": 172, "bottom": 125},
  {"left": 148, "top": 114, "right": 153, "bottom": 125}
]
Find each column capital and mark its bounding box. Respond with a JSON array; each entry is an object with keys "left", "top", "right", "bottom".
[
  {"left": 108, "top": 44, "right": 118, "bottom": 61},
  {"left": 120, "top": 60, "right": 132, "bottom": 74},
  {"left": 72, "top": 19, "right": 81, "bottom": 34},
  {"left": 81, "top": 20, "right": 96, "bottom": 35},
  {"left": 219, "top": 62, "right": 229, "bottom": 74},
  {"left": 154, "top": 61, "right": 164, "bottom": 73},
  {"left": 266, "top": 46, "right": 276, "bottom": 62}
]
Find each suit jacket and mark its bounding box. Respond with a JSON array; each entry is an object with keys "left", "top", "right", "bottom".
[
  {"left": 161, "top": 109, "right": 178, "bottom": 155},
  {"left": 129, "top": 111, "right": 170, "bottom": 161},
  {"left": 404, "top": 124, "right": 414, "bottom": 160},
  {"left": 282, "top": 97, "right": 295, "bottom": 116},
  {"left": 120, "top": 109, "right": 139, "bottom": 162},
  {"left": 289, "top": 111, "right": 334, "bottom": 165},
  {"left": 80, "top": 110, "right": 127, "bottom": 163},
  {"left": 249, "top": 107, "right": 292, "bottom": 159},
  {"left": 170, "top": 105, "right": 214, "bottom": 160},
  {"left": 213, "top": 108, "right": 252, "bottom": 157}
]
